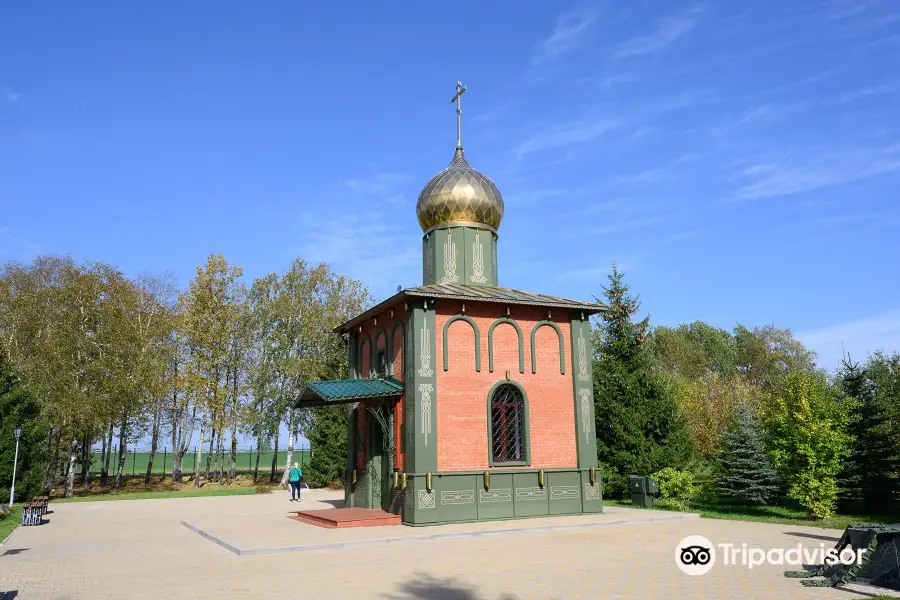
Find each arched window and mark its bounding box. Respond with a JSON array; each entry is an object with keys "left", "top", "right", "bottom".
[{"left": 489, "top": 383, "right": 527, "bottom": 465}]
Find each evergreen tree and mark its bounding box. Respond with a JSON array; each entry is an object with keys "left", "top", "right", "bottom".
[
  {"left": 304, "top": 404, "right": 349, "bottom": 486},
  {"left": 838, "top": 356, "right": 900, "bottom": 513},
  {"left": 0, "top": 353, "right": 48, "bottom": 503},
  {"left": 594, "top": 263, "right": 692, "bottom": 495},
  {"left": 716, "top": 403, "right": 780, "bottom": 505}
]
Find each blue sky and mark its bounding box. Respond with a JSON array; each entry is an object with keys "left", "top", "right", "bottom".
[{"left": 2, "top": 0, "right": 899, "bottom": 380}]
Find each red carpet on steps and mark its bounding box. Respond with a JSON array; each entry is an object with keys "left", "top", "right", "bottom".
[{"left": 289, "top": 508, "right": 401, "bottom": 529}]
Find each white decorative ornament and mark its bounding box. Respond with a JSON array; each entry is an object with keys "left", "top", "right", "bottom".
[
  {"left": 418, "top": 320, "right": 433, "bottom": 377},
  {"left": 418, "top": 383, "right": 433, "bottom": 445},
  {"left": 578, "top": 388, "right": 592, "bottom": 442},
  {"left": 470, "top": 233, "right": 487, "bottom": 283},
  {"left": 585, "top": 483, "right": 601, "bottom": 501},
  {"left": 418, "top": 489, "right": 435, "bottom": 509},
  {"left": 577, "top": 330, "right": 590, "bottom": 382},
  {"left": 441, "top": 232, "right": 459, "bottom": 283}
]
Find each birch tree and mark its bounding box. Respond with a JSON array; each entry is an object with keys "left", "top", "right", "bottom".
[{"left": 182, "top": 254, "right": 243, "bottom": 488}]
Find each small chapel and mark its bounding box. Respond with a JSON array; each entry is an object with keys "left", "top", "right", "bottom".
[{"left": 296, "top": 83, "right": 605, "bottom": 526}]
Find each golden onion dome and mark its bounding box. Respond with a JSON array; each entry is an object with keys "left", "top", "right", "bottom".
[{"left": 416, "top": 147, "right": 504, "bottom": 233}]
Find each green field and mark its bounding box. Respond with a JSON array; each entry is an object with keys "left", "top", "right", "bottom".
[{"left": 89, "top": 449, "right": 311, "bottom": 476}]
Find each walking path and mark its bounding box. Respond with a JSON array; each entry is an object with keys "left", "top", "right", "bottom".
[{"left": 0, "top": 489, "right": 890, "bottom": 599}]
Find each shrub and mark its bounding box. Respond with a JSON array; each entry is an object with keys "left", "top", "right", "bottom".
[
  {"left": 326, "top": 481, "right": 343, "bottom": 491},
  {"left": 768, "top": 372, "right": 855, "bottom": 520},
  {"left": 653, "top": 467, "right": 697, "bottom": 511},
  {"left": 601, "top": 468, "right": 628, "bottom": 500},
  {"left": 255, "top": 484, "right": 272, "bottom": 494}
]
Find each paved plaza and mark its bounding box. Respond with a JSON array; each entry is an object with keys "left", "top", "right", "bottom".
[{"left": 0, "top": 489, "right": 890, "bottom": 599}]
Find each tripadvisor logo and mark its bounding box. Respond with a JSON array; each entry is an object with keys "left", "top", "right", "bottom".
[
  {"left": 676, "top": 535, "right": 716, "bottom": 576},
  {"left": 675, "top": 535, "right": 866, "bottom": 576}
]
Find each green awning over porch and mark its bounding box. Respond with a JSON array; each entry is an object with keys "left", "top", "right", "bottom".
[{"left": 294, "top": 377, "right": 404, "bottom": 408}]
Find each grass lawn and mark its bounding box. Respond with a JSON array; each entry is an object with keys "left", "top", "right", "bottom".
[
  {"left": 0, "top": 506, "right": 21, "bottom": 544},
  {"left": 87, "top": 449, "right": 310, "bottom": 476},
  {"left": 606, "top": 499, "right": 899, "bottom": 530},
  {"left": 52, "top": 474, "right": 281, "bottom": 503}
]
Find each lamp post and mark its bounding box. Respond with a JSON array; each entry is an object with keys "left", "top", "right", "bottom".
[{"left": 9, "top": 426, "right": 22, "bottom": 506}]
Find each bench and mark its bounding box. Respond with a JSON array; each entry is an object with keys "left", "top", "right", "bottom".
[
  {"left": 20, "top": 503, "right": 41, "bottom": 526},
  {"left": 31, "top": 496, "right": 48, "bottom": 515}
]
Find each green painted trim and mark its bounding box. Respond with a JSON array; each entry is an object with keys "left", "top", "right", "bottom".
[
  {"left": 487, "top": 318, "right": 525, "bottom": 373},
  {"left": 402, "top": 511, "right": 603, "bottom": 527},
  {"left": 529, "top": 320, "right": 566, "bottom": 375},
  {"left": 404, "top": 467, "right": 585, "bottom": 476},
  {"left": 358, "top": 332, "right": 373, "bottom": 378},
  {"left": 441, "top": 314, "right": 482, "bottom": 372},
  {"left": 399, "top": 468, "right": 602, "bottom": 525},
  {"left": 405, "top": 300, "right": 438, "bottom": 476},
  {"left": 388, "top": 320, "right": 405, "bottom": 378},
  {"left": 486, "top": 379, "right": 531, "bottom": 467},
  {"left": 569, "top": 314, "right": 598, "bottom": 470}
]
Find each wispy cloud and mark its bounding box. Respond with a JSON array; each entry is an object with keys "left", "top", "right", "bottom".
[
  {"left": 610, "top": 5, "right": 702, "bottom": 59},
  {"left": 295, "top": 211, "right": 419, "bottom": 298},
  {"left": 3, "top": 87, "right": 20, "bottom": 104},
  {"left": 514, "top": 116, "right": 621, "bottom": 159},
  {"left": 342, "top": 172, "right": 410, "bottom": 196},
  {"left": 830, "top": 84, "right": 897, "bottom": 105},
  {"left": 532, "top": 7, "right": 601, "bottom": 66},
  {"left": 589, "top": 215, "right": 668, "bottom": 236},
  {"left": 734, "top": 145, "right": 900, "bottom": 199},
  {"left": 806, "top": 209, "right": 900, "bottom": 229},
  {"left": 798, "top": 310, "right": 900, "bottom": 372}
]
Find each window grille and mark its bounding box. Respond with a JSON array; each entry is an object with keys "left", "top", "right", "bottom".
[{"left": 490, "top": 384, "right": 526, "bottom": 464}]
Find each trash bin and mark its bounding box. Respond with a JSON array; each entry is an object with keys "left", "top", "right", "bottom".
[{"left": 629, "top": 475, "right": 656, "bottom": 507}]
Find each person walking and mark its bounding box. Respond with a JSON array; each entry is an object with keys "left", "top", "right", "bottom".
[{"left": 289, "top": 462, "right": 303, "bottom": 502}]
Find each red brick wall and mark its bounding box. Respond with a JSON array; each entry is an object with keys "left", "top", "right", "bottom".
[
  {"left": 354, "top": 306, "right": 406, "bottom": 471},
  {"left": 435, "top": 301, "right": 577, "bottom": 471}
]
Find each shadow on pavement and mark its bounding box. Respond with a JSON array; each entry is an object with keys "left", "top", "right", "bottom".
[
  {"left": 383, "top": 574, "right": 518, "bottom": 600},
  {"left": 1, "top": 548, "right": 27, "bottom": 556},
  {"left": 784, "top": 531, "right": 841, "bottom": 543}
]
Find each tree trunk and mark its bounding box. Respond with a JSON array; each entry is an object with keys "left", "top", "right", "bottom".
[
  {"left": 213, "top": 427, "right": 223, "bottom": 485},
  {"left": 193, "top": 409, "right": 206, "bottom": 488},
  {"left": 45, "top": 427, "right": 60, "bottom": 493},
  {"left": 269, "top": 431, "right": 279, "bottom": 483},
  {"left": 171, "top": 415, "right": 182, "bottom": 483},
  {"left": 100, "top": 426, "right": 108, "bottom": 487},
  {"left": 80, "top": 431, "right": 92, "bottom": 490},
  {"left": 145, "top": 403, "right": 162, "bottom": 483},
  {"left": 253, "top": 438, "right": 261, "bottom": 483},
  {"left": 229, "top": 427, "right": 237, "bottom": 483},
  {"left": 280, "top": 407, "right": 296, "bottom": 486},
  {"left": 65, "top": 444, "right": 77, "bottom": 498},
  {"left": 114, "top": 411, "right": 128, "bottom": 489},
  {"left": 102, "top": 421, "right": 114, "bottom": 487},
  {"left": 206, "top": 423, "right": 216, "bottom": 481}
]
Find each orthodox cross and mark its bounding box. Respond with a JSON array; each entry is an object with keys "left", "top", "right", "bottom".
[{"left": 450, "top": 81, "right": 467, "bottom": 149}]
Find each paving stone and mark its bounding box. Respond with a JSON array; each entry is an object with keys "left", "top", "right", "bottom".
[{"left": 0, "top": 489, "right": 887, "bottom": 599}]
